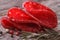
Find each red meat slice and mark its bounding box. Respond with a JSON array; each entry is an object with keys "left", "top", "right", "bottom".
[
  {"left": 23, "top": 2, "right": 57, "bottom": 28},
  {"left": 1, "top": 17, "right": 15, "bottom": 29},
  {"left": 1, "top": 17, "right": 41, "bottom": 33},
  {"left": 8, "top": 7, "right": 34, "bottom": 22}
]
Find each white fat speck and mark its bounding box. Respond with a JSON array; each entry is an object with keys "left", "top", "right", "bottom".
[
  {"left": 9, "top": 12, "right": 11, "bottom": 14},
  {"left": 5, "top": 29, "right": 9, "bottom": 32},
  {"left": 11, "top": 19, "right": 15, "bottom": 21}
]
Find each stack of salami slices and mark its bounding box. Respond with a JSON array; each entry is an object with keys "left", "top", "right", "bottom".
[{"left": 1, "top": 2, "right": 57, "bottom": 35}]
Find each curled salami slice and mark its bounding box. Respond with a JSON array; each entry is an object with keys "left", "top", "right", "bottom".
[
  {"left": 1, "top": 17, "right": 15, "bottom": 29},
  {"left": 23, "top": 2, "right": 57, "bottom": 28},
  {"left": 23, "top": 1, "right": 55, "bottom": 14},
  {"left": 8, "top": 7, "right": 34, "bottom": 22},
  {"left": 1, "top": 17, "right": 41, "bottom": 33},
  {"left": 11, "top": 20, "right": 42, "bottom": 33}
]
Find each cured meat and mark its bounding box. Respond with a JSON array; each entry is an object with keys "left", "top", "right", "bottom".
[
  {"left": 1, "top": 17, "right": 41, "bottom": 33},
  {"left": 1, "top": 17, "right": 15, "bottom": 29},
  {"left": 1, "top": 2, "right": 58, "bottom": 34},
  {"left": 23, "top": 2, "right": 57, "bottom": 28},
  {"left": 8, "top": 7, "right": 34, "bottom": 22}
]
